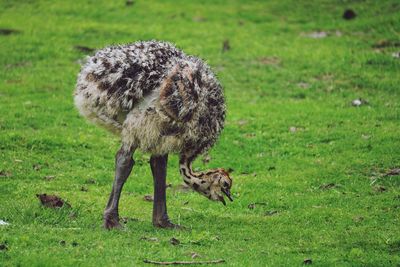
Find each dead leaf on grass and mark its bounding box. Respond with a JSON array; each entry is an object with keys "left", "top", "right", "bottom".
[
  {"left": 303, "top": 258, "right": 313, "bottom": 265},
  {"left": 374, "top": 185, "right": 387, "bottom": 193},
  {"left": 170, "top": 237, "right": 180, "bottom": 245},
  {"left": 36, "top": 193, "right": 70, "bottom": 208},
  {"left": 265, "top": 210, "right": 278, "bottom": 216},
  {"left": 343, "top": 9, "right": 356, "bottom": 20},
  {"left": 143, "top": 195, "right": 154, "bottom": 202},
  {"left": 0, "top": 28, "right": 20, "bottom": 35},
  {"left": 372, "top": 40, "right": 400, "bottom": 49},
  {"left": 0, "top": 170, "right": 12, "bottom": 177},
  {"left": 392, "top": 52, "right": 400, "bottom": 59},
  {"left": 385, "top": 168, "right": 400, "bottom": 176}
]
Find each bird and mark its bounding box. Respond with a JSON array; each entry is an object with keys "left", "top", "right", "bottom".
[{"left": 74, "top": 40, "right": 233, "bottom": 229}]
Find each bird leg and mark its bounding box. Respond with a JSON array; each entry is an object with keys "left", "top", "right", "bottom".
[
  {"left": 103, "top": 147, "right": 135, "bottom": 229},
  {"left": 150, "top": 154, "right": 179, "bottom": 228}
]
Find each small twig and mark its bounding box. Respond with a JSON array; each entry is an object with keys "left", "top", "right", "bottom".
[{"left": 143, "top": 259, "right": 225, "bottom": 265}]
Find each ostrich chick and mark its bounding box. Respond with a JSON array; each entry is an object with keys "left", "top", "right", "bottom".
[{"left": 74, "top": 41, "right": 233, "bottom": 229}]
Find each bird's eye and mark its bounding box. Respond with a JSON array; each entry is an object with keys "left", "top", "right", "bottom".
[{"left": 223, "top": 181, "right": 229, "bottom": 188}]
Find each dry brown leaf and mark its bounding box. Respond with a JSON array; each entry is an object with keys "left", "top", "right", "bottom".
[
  {"left": 0, "top": 28, "right": 20, "bottom": 35},
  {"left": 143, "top": 195, "right": 154, "bottom": 202},
  {"left": 303, "top": 258, "right": 313, "bottom": 265},
  {"left": 372, "top": 40, "right": 400, "bottom": 49},
  {"left": 385, "top": 168, "right": 400, "bottom": 176},
  {"left": 343, "top": 9, "right": 356, "bottom": 20},
  {"left": 170, "top": 237, "right": 180, "bottom": 245},
  {"left": 0, "top": 170, "right": 12, "bottom": 177},
  {"left": 36, "top": 194, "right": 70, "bottom": 208}
]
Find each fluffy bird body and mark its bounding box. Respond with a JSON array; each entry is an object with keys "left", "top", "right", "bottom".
[
  {"left": 75, "top": 41, "right": 224, "bottom": 156},
  {"left": 74, "top": 41, "right": 232, "bottom": 229}
]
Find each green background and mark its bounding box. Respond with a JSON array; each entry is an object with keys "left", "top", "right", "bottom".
[{"left": 1, "top": 0, "right": 399, "bottom": 266}]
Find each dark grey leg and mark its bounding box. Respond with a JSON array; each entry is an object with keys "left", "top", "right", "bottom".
[
  {"left": 103, "top": 147, "right": 135, "bottom": 229},
  {"left": 150, "top": 154, "right": 179, "bottom": 228}
]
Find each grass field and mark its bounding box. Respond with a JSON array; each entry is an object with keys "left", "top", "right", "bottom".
[{"left": 1, "top": 0, "right": 400, "bottom": 266}]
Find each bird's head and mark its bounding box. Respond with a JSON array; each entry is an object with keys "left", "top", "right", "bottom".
[{"left": 203, "top": 168, "right": 233, "bottom": 205}]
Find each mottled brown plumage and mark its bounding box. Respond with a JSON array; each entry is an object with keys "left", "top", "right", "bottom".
[{"left": 74, "top": 40, "right": 232, "bottom": 229}]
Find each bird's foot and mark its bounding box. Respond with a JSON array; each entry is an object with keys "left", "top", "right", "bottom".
[
  {"left": 103, "top": 212, "right": 122, "bottom": 230},
  {"left": 153, "top": 218, "right": 183, "bottom": 229}
]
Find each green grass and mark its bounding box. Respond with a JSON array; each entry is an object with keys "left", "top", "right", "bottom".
[{"left": 1, "top": 0, "right": 400, "bottom": 266}]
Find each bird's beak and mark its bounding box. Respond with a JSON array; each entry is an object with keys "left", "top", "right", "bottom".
[
  {"left": 221, "top": 188, "right": 233, "bottom": 202},
  {"left": 218, "top": 195, "right": 226, "bottom": 206}
]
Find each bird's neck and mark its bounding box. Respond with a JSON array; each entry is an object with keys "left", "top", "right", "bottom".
[{"left": 179, "top": 158, "right": 211, "bottom": 196}]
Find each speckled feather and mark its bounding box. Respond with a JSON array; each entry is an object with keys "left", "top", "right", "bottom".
[{"left": 74, "top": 41, "right": 225, "bottom": 159}]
